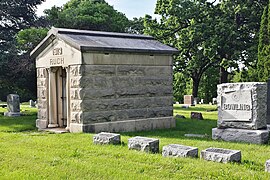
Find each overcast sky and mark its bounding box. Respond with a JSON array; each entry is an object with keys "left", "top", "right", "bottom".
[{"left": 36, "top": 0, "right": 158, "bottom": 19}]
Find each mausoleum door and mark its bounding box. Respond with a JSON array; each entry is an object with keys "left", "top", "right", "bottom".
[{"left": 48, "top": 67, "right": 68, "bottom": 128}]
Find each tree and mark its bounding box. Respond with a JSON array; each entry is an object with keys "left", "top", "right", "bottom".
[
  {"left": 0, "top": 0, "right": 45, "bottom": 100},
  {"left": 258, "top": 3, "right": 270, "bottom": 81},
  {"left": 44, "top": 0, "right": 129, "bottom": 32},
  {"left": 145, "top": 0, "right": 221, "bottom": 98}
]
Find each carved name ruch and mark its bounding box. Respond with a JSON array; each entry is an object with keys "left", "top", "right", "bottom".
[{"left": 221, "top": 90, "right": 252, "bottom": 122}]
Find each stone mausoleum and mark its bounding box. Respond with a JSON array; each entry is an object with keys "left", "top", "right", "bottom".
[{"left": 31, "top": 27, "right": 178, "bottom": 133}]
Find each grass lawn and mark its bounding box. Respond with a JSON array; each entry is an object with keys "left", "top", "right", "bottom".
[{"left": 1, "top": 104, "right": 270, "bottom": 179}]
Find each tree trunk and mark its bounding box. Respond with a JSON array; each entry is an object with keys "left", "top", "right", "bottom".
[
  {"left": 219, "top": 66, "right": 228, "bottom": 84},
  {"left": 192, "top": 77, "right": 200, "bottom": 98}
]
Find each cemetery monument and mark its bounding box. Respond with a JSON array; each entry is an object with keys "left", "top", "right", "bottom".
[
  {"left": 212, "top": 82, "right": 269, "bottom": 144},
  {"left": 31, "top": 27, "right": 178, "bottom": 133}
]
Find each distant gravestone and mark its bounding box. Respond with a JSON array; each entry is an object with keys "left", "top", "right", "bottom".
[
  {"left": 29, "top": 100, "right": 36, "bottom": 108},
  {"left": 212, "top": 83, "right": 269, "bottom": 144},
  {"left": 212, "top": 98, "right": 217, "bottom": 105},
  {"left": 191, "top": 112, "right": 203, "bottom": 120},
  {"left": 4, "top": 94, "right": 21, "bottom": 117},
  {"left": 184, "top": 95, "right": 194, "bottom": 105},
  {"left": 265, "top": 160, "right": 270, "bottom": 172}
]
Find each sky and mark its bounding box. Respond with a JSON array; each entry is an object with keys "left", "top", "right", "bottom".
[{"left": 36, "top": 0, "right": 158, "bottom": 19}]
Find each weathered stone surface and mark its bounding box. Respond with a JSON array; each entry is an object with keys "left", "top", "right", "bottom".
[
  {"left": 201, "top": 147, "right": 241, "bottom": 163},
  {"left": 72, "top": 117, "right": 175, "bottom": 133},
  {"left": 128, "top": 136, "right": 159, "bottom": 153},
  {"left": 162, "top": 144, "right": 198, "bottom": 158},
  {"left": 217, "top": 82, "right": 267, "bottom": 130},
  {"left": 212, "top": 128, "right": 269, "bottom": 144},
  {"left": 4, "top": 94, "right": 20, "bottom": 117},
  {"left": 265, "top": 160, "right": 270, "bottom": 172},
  {"left": 93, "top": 132, "right": 121, "bottom": 145},
  {"left": 184, "top": 95, "right": 194, "bottom": 105},
  {"left": 70, "top": 65, "right": 82, "bottom": 77},
  {"left": 191, "top": 112, "right": 203, "bottom": 120}
]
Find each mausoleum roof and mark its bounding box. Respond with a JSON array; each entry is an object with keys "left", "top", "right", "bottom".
[{"left": 30, "top": 27, "right": 179, "bottom": 58}]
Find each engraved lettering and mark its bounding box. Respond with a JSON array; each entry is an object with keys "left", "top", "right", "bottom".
[
  {"left": 50, "top": 57, "right": 65, "bottom": 66},
  {"left": 53, "top": 48, "right": 63, "bottom": 55},
  {"left": 223, "top": 104, "right": 251, "bottom": 111}
]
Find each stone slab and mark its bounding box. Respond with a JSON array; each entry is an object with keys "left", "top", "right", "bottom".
[
  {"left": 128, "top": 136, "right": 159, "bottom": 153},
  {"left": 265, "top": 159, "right": 270, "bottom": 172},
  {"left": 212, "top": 128, "right": 269, "bottom": 144},
  {"left": 162, "top": 144, "right": 198, "bottom": 158},
  {"left": 93, "top": 132, "right": 121, "bottom": 145},
  {"left": 201, "top": 147, "right": 241, "bottom": 163},
  {"left": 69, "top": 117, "right": 175, "bottom": 133},
  {"left": 4, "top": 112, "right": 21, "bottom": 117}
]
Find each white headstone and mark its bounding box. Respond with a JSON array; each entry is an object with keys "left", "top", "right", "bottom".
[{"left": 29, "top": 100, "right": 35, "bottom": 107}]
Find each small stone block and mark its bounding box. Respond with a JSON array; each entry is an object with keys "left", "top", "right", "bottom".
[
  {"left": 191, "top": 112, "right": 203, "bottom": 120},
  {"left": 162, "top": 144, "right": 198, "bottom": 158},
  {"left": 201, "top": 147, "right": 241, "bottom": 163},
  {"left": 265, "top": 160, "right": 270, "bottom": 172},
  {"left": 128, "top": 136, "right": 159, "bottom": 153},
  {"left": 93, "top": 132, "right": 121, "bottom": 145}
]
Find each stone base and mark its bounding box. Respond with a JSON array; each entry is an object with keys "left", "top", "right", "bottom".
[
  {"left": 36, "top": 119, "right": 48, "bottom": 129},
  {"left": 201, "top": 147, "right": 241, "bottom": 163},
  {"left": 128, "top": 136, "right": 159, "bottom": 153},
  {"left": 4, "top": 112, "right": 21, "bottom": 117},
  {"left": 93, "top": 132, "right": 121, "bottom": 145},
  {"left": 212, "top": 128, "right": 269, "bottom": 144},
  {"left": 162, "top": 144, "right": 198, "bottom": 158},
  {"left": 70, "top": 117, "right": 175, "bottom": 133}
]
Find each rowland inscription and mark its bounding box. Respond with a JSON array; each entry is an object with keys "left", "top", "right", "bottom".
[{"left": 221, "top": 90, "right": 252, "bottom": 122}]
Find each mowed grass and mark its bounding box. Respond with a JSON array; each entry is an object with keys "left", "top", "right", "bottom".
[{"left": 0, "top": 104, "right": 270, "bottom": 179}]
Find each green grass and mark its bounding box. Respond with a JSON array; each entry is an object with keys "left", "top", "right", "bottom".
[{"left": 1, "top": 104, "right": 270, "bottom": 179}]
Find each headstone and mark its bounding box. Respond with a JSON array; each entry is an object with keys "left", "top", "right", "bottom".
[
  {"left": 175, "top": 114, "right": 185, "bottom": 119},
  {"left": 212, "top": 98, "right": 217, "bottom": 105},
  {"left": 200, "top": 99, "right": 204, "bottom": 104},
  {"left": 4, "top": 94, "right": 21, "bottom": 117},
  {"left": 128, "top": 136, "right": 159, "bottom": 153},
  {"left": 93, "top": 132, "right": 121, "bottom": 145},
  {"left": 194, "top": 97, "right": 199, "bottom": 105},
  {"left": 191, "top": 112, "right": 203, "bottom": 120},
  {"left": 29, "top": 100, "right": 36, "bottom": 108},
  {"left": 201, "top": 147, "right": 241, "bottom": 163},
  {"left": 265, "top": 160, "right": 270, "bottom": 172},
  {"left": 162, "top": 144, "right": 198, "bottom": 158},
  {"left": 212, "top": 83, "right": 269, "bottom": 144},
  {"left": 181, "top": 105, "right": 189, "bottom": 109},
  {"left": 184, "top": 95, "right": 194, "bottom": 105}
]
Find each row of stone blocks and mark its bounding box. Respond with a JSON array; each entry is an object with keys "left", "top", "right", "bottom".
[{"left": 93, "top": 132, "right": 241, "bottom": 163}]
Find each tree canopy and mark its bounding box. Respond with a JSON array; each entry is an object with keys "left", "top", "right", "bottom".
[
  {"left": 145, "top": 0, "right": 267, "bottom": 99},
  {"left": 44, "top": 0, "right": 129, "bottom": 32}
]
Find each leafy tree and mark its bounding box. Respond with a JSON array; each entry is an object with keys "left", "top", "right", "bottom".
[
  {"left": 0, "top": 0, "right": 45, "bottom": 100},
  {"left": 44, "top": 0, "right": 129, "bottom": 32},
  {"left": 258, "top": 3, "right": 270, "bottom": 81},
  {"left": 145, "top": 0, "right": 221, "bottom": 98},
  {"left": 127, "top": 17, "right": 145, "bottom": 34}
]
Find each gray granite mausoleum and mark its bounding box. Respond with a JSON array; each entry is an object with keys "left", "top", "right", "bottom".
[{"left": 31, "top": 27, "right": 178, "bottom": 133}]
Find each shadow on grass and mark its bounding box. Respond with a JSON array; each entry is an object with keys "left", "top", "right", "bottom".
[{"left": 0, "top": 114, "right": 37, "bottom": 132}]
